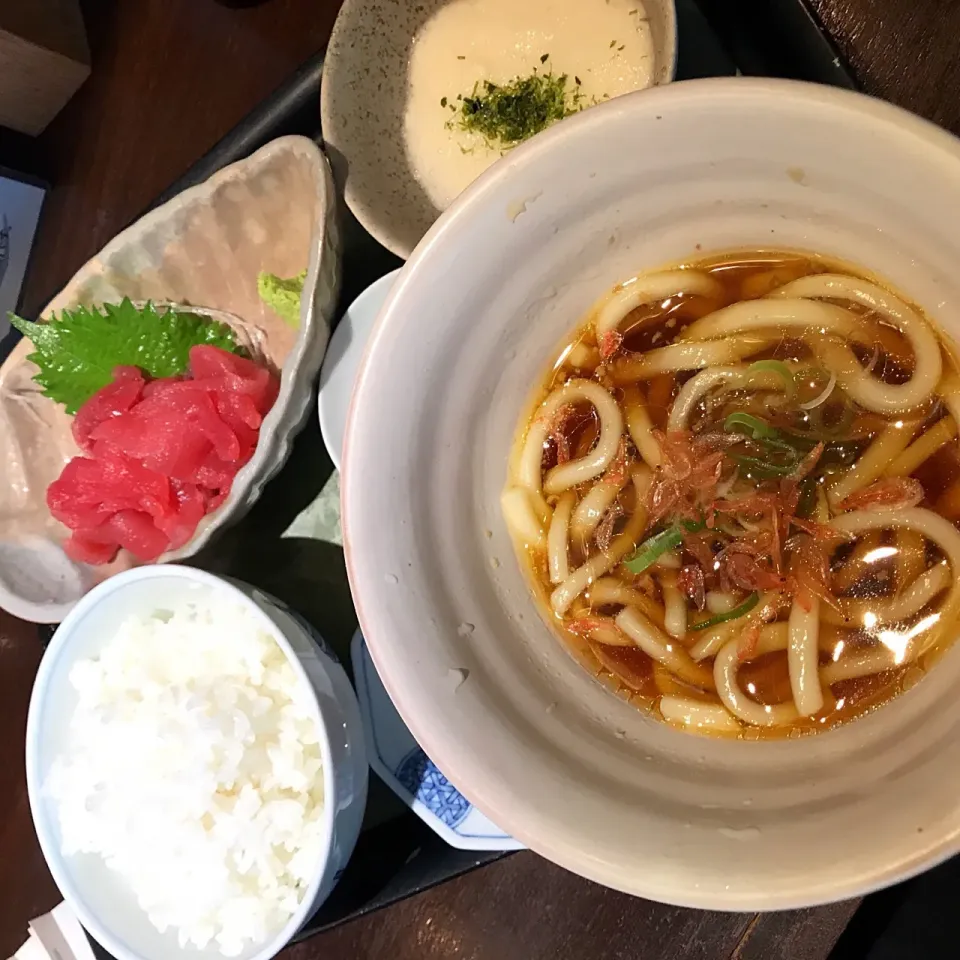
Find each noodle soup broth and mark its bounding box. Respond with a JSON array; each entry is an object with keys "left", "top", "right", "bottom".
[{"left": 502, "top": 250, "right": 960, "bottom": 740}]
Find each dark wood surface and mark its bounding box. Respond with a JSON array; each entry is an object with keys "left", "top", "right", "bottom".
[{"left": 2, "top": 0, "right": 957, "bottom": 957}]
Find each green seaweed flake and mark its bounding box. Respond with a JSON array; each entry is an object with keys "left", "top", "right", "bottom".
[{"left": 446, "top": 70, "right": 583, "bottom": 148}]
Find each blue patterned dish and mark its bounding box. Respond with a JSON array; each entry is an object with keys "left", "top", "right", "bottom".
[{"left": 350, "top": 630, "right": 522, "bottom": 851}]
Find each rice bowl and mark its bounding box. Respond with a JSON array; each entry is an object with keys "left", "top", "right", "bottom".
[{"left": 26, "top": 565, "right": 367, "bottom": 960}]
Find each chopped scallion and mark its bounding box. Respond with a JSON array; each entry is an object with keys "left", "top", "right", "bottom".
[
  {"left": 725, "top": 412, "right": 806, "bottom": 476},
  {"left": 730, "top": 452, "right": 797, "bottom": 478},
  {"left": 723, "top": 412, "right": 779, "bottom": 441},
  {"left": 745, "top": 359, "right": 796, "bottom": 397},
  {"left": 689, "top": 592, "right": 760, "bottom": 631},
  {"left": 623, "top": 526, "right": 683, "bottom": 574},
  {"left": 624, "top": 518, "right": 705, "bottom": 574}
]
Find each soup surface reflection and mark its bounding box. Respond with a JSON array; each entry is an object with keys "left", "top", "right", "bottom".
[{"left": 502, "top": 250, "right": 960, "bottom": 739}]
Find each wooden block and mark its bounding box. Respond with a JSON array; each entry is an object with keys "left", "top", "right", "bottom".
[{"left": 0, "top": 0, "right": 91, "bottom": 136}]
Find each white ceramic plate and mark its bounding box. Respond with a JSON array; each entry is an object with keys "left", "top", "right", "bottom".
[
  {"left": 319, "top": 270, "right": 400, "bottom": 470},
  {"left": 342, "top": 77, "right": 960, "bottom": 910}
]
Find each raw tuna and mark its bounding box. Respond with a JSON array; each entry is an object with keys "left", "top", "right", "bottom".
[
  {"left": 49, "top": 345, "right": 278, "bottom": 564},
  {"left": 71, "top": 366, "right": 145, "bottom": 452}
]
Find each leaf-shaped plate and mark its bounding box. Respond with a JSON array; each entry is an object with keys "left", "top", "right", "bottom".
[{"left": 0, "top": 135, "right": 340, "bottom": 622}]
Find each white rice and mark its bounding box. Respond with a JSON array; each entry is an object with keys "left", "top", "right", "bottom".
[{"left": 45, "top": 597, "right": 326, "bottom": 956}]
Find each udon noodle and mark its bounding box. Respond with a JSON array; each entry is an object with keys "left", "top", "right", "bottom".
[{"left": 502, "top": 250, "right": 960, "bottom": 739}]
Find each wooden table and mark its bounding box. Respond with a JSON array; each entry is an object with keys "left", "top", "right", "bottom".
[{"left": 3, "top": 0, "right": 959, "bottom": 957}]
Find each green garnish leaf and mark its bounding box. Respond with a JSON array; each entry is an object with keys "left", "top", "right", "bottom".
[
  {"left": 9, "top": 299, "right": 238, "bottom": 414},
  {"left": 689, "top": 592, "right": 760, "bottom": 631},
  {"left": 448, "top": 70, "right": 583, "bottom": 148},
  {"left": 257, "top": 269, "right": 307, "bottom": 328},
  {"left": 540, "top": 53, "right": 549, "bottom": 63}
]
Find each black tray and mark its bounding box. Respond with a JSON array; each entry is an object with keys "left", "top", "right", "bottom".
[{"left": 57, "top": 0, "right": 854, "bottom": 951}]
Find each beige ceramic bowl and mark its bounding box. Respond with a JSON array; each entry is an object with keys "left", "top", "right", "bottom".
[
  {"left": 343, "top": 78, "right": 960, "bottom": 909},
  {"left": 0, "top": 136, "right": 340, "bottom": 623},
  {"left": 321, "top": 0, "right": 678, "bottom": 259}
]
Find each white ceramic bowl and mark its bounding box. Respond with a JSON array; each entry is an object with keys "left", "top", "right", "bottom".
[
  {"left": 321, "top": 0, "right": 677, "bottom": 258},
  {"left": 26, "top": 565, "right": 368, "bottom": 960},
  {"left": 342, "top": 77, "right": 960, "bottom": 910}
]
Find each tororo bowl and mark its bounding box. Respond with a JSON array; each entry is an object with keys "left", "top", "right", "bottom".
[{"left": 320, "top": 0, "right": 678, "bottom": 259}]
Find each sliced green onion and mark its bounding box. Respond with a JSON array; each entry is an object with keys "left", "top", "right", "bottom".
[
  {"left": 799, "top": 370, "right": 837, "bottom": 410},
  {"left": 689, "top": 592, "right": 760, "bottom": 631},
  {"left": 723, "top": 412, "right": 779, "bottom": 441},
  {"left": 623, "top": 517, "right": 706, "bottom": 575},
  {"left": 746, "top": 359, "right": 796, "bottom": 398},
  {"left": 623, "top": 527, "right": 683, "bottom": 574},
  {"left": 795, "top": 364, "right": 831, "bottom": 400},
  {"left": 730, "top": 453, "right": 797, "bottom": 478},
  {"left": 763, "top": 436, "right": 802, "bottom": 457},
  {"left": 787, "top": 376, "right": 855, "bottom": 440},
  {"left": 813, "top": 397, "right": 856, "bottom": 437},
  {"left": 778, "top": 429, "right": 819, "bottom": 452},
  {"left": 724, "top": 412, "right": 803, "bottom": 477}
]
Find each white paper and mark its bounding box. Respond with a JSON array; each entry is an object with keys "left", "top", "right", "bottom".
[
  {"left": 0, "top": 170, "right": 45, "bottom": 342},
  {"left": 12, "top": 932, "right": 46, "bottom": 960},
  {"left": 9, "top": 902, "right": 96, "bottom": 960}
]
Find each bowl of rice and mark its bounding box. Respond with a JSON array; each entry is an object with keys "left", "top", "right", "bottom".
[{"left": 25, "top": 565, "right": 368, "bottom": 960}]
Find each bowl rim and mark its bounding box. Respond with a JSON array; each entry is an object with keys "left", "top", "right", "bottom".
[
  {"left": 320, "top": 0, "right": 680, "bottom": 259},
  {"left": 341, "top": 75, "right": 960, "bottom": 910},
  {"left": 24, "top": 563, "right": 337, "bottom": 960}
]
